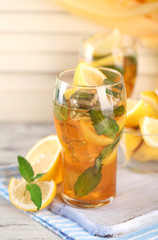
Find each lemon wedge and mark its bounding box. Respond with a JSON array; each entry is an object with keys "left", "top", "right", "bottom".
[
  {"left": 9, "top": 178, "right": 56, "bottom": 211},
  {"left": 121, "top": 128, "right": 142, "bottom": 162},
  {"left": 64, "top": 62, "right": 106, "bottom": 99},
  {"left": 139, "top": 116, "right": 158, "bottom": 147},
  {"left": 125, "top": 99, "right": 155, "bottom": 127},
  {"left": 26, "top": 135, "right": 62, "bottom": 184},
  {"left": 80, "top": 119, "right": 113, "bottom": 146},
  {"left": 141, "top": 90, "right": 158, "bottom": 117}
]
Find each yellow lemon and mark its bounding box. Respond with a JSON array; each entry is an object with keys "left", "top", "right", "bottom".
[
  {"left": 139, "top": 116, "right": 158, "bottom": 147},
  {"left": 125, "top": 99, "right": 155, "bottom": 127},
  {"left": 9, "top": 178, "right": 56, "bottom": 211},
  {"left": 140, "top": 90, "right": 158, "bottom": 117},
  {"left": 121, "top": 128, "right": 142, "bottom": 162},
  {"left": 64, "top": 62, "right": 106, "bottom": 99},
  {"left": 26, "top": 135, "right": 62, "bottom": 184}
]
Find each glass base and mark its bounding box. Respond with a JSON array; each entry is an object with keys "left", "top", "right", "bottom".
[{"left": 61, "top": 193, "right": 114, "bottom": 208}]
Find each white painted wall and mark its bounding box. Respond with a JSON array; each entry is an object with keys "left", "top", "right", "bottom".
[{"left": 0, "top": 0, "right": 157, "bottom": 122}]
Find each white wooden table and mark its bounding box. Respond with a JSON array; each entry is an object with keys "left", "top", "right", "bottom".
[{"left": 0, "top": 123, "right": 61, "bottom": 240}]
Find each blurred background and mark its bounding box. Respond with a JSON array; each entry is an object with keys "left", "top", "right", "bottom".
[{"left": 0, "top": 0, "right": 158, "bottom": 122}]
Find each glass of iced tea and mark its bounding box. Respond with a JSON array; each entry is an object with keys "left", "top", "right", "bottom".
[
  {"left": 53, "top": 64, "right": 126, "bottom": 208},
  {"left": 80, "top": 29, "right": 137, "bottom": 97}
]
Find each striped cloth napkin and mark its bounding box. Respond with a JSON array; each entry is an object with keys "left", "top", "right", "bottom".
[{"left": 0, "top": 164, "right": 158, "bottom": 240}]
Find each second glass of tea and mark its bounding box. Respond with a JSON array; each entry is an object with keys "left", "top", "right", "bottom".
[
  {"left": 53, "top": 65, "right": 126, "bottom": 208},
  {"left": 81, "top": 29, "right": 137, "bottom": 97}
]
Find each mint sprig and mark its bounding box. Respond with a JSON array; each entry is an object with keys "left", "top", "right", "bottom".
[
  {"left": 18, "top": 156, "right": 44, "bottom": 211},
  {"left": 89, "top": 110, "right": 119, "bottom": 138},
  {"left": 74, "top": 129, "right": 123, "bottom": 197}
]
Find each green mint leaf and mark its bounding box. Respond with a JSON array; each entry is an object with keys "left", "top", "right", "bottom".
[
  {"left": 112, "top": 127, "right": 124, "bottom": 149},
  {"left": 103, "top": 78, "right": 122, "bottom": 90},
  {"left": 74, "top": 128, "right": 124, "bottom": 198},
  {"left": 95, "top": 144, "right": 113, "bottom": 169},
  {"left": 104, "top": 65, "right": 124, "bottom": 75},
  {"left": 53, "top": 102, "right": 67, "bottom": 121},
  {"left": 71, "top": 91, "right": 94, "bottom": 100},
  {"left": 106, "top": 88, "right": 121, "bottom": 98},
  {"left": 95, "top": 128, "right": 124, "bottom": 169},
  {"left": 74, "top": 165, "right": 102, "bottom": 197},
  {"left": 89, "top": 110, "right": 119, "bottom": 138},
  {"left": 113, "top": 105, "right": 125, "bottom": 117},
  {"left": 31, "top": 173, "right": 45, "bottom": 182},
  {"left": 18, "top": 156, "right": 34, "bottom": 183},
  {"left": 26, "top": 183, "right": 42, "bottom": 211},
  {"left": 102, "top": 105, "right": 126, "bottom": 118}
]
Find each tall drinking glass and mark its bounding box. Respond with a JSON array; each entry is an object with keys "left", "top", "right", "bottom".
[{"left": 53, "top": 67, "right": 126, "bottom": 208}]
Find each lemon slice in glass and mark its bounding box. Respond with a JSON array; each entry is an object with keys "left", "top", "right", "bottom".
[{"left": 64, "top": 62, "right": 106, "bottom": 99}]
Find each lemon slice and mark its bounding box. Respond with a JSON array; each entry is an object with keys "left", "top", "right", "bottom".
[
  {"left": 73, "top": 62, "right": 105, "bottom": 86},
  {"left": 139, "top": 116, "right": 158, "bottom": 147},
  {"left": 91, "top": 52, "right": 123, "bottom": 67},
  {"left": 26, "top": 135, "right": 62, "bottom": 184},
  {"left": 80, "top": 119, "right": 113, "bottom": 146},
  {"left": 64, "top": 62, "right": 106, "bottom": 99},
  {"left": 140, "top": 90, "right": 158, "bottom": 117},
  {"left": 125, "top": 99, "right": 155, "bottom": 127},
  {"left": 85, "top": 29, "right": 121, "bottom": 56},
  {"left": 121, "top": 128, "right": 142, "bottom": 162},
  {"left": 9, "top": 178, "right": 56, "bottom": 211}
]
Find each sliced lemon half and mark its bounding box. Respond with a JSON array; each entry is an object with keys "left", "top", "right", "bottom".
[
  {"left": 9, "top": 178, "right": 56, "bottom": 211},
  {"left": 140, "top": 90, "right": 158, "bottom": 117},
  {"left": 64, "top": 62, "right": 106, "bottom": 100},
  {"left": 26, "top": 135, "right": 62, "bottom": 184},
  {"left": 125, "top": 99, "right": 155, "bottom": 127},
  {"left": 139, "top": 116, "right": 158, "bottom": 147},
  {"left": 121, "top": 128, "right": 142, "bottom": 162}
]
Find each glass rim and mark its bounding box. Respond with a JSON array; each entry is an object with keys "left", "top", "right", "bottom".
[
  {"left": 124, "top": 129, "right": 158, "bottom": 137},
  {"left": 56, "top": 66, "right": 124, "bottom": 89}
]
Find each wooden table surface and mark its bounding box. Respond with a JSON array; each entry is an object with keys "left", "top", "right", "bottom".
[{"left": 0, "top": 123, "right": 61, "bottom": 240}]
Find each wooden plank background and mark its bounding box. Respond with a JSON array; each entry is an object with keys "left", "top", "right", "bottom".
[{"left": 0, "top": 0, "right": 158, "bottom": 122}]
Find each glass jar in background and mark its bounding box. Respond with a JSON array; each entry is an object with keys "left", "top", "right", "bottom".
[
  {"left": 53, "top": 67, "right": 126, "bottom": 208},
  {"left": 80, "top": 29, "right": 137, "bottom": 97}
]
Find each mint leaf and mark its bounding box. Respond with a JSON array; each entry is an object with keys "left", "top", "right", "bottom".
[
  {"left": 26, "top": 183, "right": 42, "bottom": 211},
  {"left": 74, "top": 165, "right": 102, "bottom": 197},
  {"left": 18, "top": 156, "right": 34, "bottom": 183},
  {"left": 113, "top": 105, "right": 125, "bottom": 117},
  {"left": 74, "top": 128, "right": 124, "bottom": 198},
  {"left": 53, "top": 102, "right": 67, "bottom": 121},
  {"left": 102, "top": 105, "right": 125, "bottom": 118},
  {"left": 104, "top": 65, "right": 124, "bottom": 74},
  {"left": 95, "top": 128, "right": 124, "bottom": 169},
  {"left": 89, "top": 110, "right": 119, "bottom": 138},
  {"left": 106, "top": 88, "right": 121, "bottom": 98},
  {"left": 103, "top": 78, "right": 122, "bottom": 90},
  {"left": 95, "top": 144, "right": 113, "bottom": 169},
  {"left": 31, "top": 173, "right": 44, "bottom": 182},
  {"left": 71, "top": 91, "right": 94, "bottom": 100}
]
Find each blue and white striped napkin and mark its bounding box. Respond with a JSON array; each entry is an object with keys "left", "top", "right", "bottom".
[{"left": 0, "top": 165, "right": 158, "bottom": 240}]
